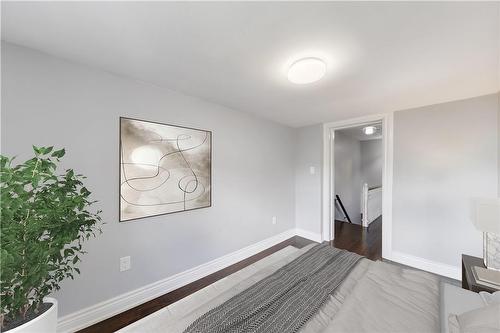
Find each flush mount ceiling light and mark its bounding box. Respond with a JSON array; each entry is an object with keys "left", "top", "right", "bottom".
[
  {"left": 287, "top": 57, "right": 327, "bottom": 84},
  {"left": 363, "top": 126, "right": 377, "bottom": 135}
]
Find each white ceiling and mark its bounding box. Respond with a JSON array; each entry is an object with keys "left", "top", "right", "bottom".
[{"left": 2, "top": 2, "right": 499, "bottom": 128}]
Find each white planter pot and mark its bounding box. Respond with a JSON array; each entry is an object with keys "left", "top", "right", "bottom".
[{"left": 8, "top": 298, "right": 57, "bottom": 333}]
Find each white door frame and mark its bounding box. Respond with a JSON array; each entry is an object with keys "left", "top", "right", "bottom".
[{"left": 321, "top": 113, "right": 394, "bottom": 260}]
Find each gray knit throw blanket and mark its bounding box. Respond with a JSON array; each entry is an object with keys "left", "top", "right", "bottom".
[{"left": 183, "top": 243, "right": 362, "bottom": 333}]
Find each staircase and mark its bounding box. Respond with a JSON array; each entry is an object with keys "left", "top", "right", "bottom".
[{"left": 335, "top": 195, "right": 352, "bottom": 224}]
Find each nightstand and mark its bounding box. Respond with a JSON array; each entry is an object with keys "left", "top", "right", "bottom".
[{"left": 462, "top": 254, "right": 499, "bottom": 293}]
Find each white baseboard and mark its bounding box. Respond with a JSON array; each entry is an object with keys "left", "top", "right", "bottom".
[
  {"left": 295, "top": 228, "right": 322, "bottom": 243},
  {"left": 57, "top": 228, "right": 296, "bottom": 333},
  {"left": 390, "top": 251, "right": 461, "bottom": 280}
]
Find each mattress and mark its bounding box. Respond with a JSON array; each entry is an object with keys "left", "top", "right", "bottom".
[{"left": 119, "top": 244, "right": 440, "bottom": 333}]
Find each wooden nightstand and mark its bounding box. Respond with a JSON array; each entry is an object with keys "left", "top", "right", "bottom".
[{"left": 462, "top": 254, "right": 499, "bottom": 293}]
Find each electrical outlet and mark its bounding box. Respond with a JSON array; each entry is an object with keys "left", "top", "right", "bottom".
[
  {"left": 309, "top": 166, "right": 316, "bottom": 175},
  {"left": 272, "top": 216, "right": 277, "bottom": 225},
  {"left": 120, "top": 256, "right": 131, "bottom": 272}
]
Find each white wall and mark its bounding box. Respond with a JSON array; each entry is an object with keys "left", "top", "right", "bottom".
[
  {"left": 1, "top": 42, "right": 296, "bottom": 317},
  {"left": 360, "top": 139, "right": 383, "bottom": 188},
  {"left": 334, "top": 131, "right": 362, "bottom": 224},
  {"left": 392, "top": 94, "right": 499, "bottom": 267},
  {"left": 294, "top": 125, "right": 322, "bottom": 239}
]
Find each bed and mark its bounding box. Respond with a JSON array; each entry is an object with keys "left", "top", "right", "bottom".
[
  {"left": 117, "top": 244, "right": 495, "bottom": 333},
  {"left": 119, "top": 244, "right": 500, "bottom": 333}
]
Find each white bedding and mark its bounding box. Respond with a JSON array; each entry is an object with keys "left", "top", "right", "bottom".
[{"left": 119, "top": 245, "right": 440, "bottom": 333}]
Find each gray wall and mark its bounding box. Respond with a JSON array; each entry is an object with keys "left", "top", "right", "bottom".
[
  {"left": 294, "top": 125, "right": 322, "bottom": 236},
  {"left": 1, "top": 43, "right": 296, "bottom": 317},
  {"left": 294, "top": 93, "right": 499, "bottom": 272},
  {"left": 360, "top": 139, "right": 383, "bottom": 188},
  {"left": 334, "top": 131, "right": 362, "bottom": 224},
  {"left": 393, "top": 94, "right": 499, "bottom": 266},
  {"left": 332, "top": 133, "right": 382, "bottom": 225}
]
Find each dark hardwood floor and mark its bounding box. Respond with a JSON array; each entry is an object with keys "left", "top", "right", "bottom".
[
  {"left": 332, "top": 216, "right": 382, "bottom": 261},
  {"left": 77, "top": 236, "right": 315, "bottom": 333}
]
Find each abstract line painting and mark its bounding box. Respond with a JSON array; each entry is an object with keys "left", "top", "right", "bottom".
[{"left": 119, "top": 117, "right": 211, "bottom": 221}]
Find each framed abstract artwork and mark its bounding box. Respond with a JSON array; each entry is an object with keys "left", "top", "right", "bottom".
[{"left": 119, "top": 117, "right": 212, "bottom": 221}]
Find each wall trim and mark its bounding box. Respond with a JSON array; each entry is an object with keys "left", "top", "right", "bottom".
[
  {"left": 295, "top": 228, "right": 322, "bottom": 243},
  {"left": 57, "top": 228, "right": 296, "bottom": 333},
  {"left": 390, "top": 251, "right": 461, "bottom": 280}
]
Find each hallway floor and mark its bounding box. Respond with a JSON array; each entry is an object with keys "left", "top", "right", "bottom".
[{"left": 332, "top": 216, "right": 382, "bottom": 261}]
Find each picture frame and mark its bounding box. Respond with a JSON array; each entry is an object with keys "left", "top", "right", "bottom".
[{"left": 119, "top": 117, "right": 212, "bottom": 222}]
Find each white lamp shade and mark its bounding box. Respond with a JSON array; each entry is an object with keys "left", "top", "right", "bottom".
[{"left": 473, "top": 198, "right": 500, "bottom": 235}]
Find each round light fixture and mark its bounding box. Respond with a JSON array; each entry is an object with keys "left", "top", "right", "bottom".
[
  {"left": 363, "top": 126, "right": 377, "bottom": 135},
  {"left": 287, "top": 57, "right": 327, "bottom": 84}
]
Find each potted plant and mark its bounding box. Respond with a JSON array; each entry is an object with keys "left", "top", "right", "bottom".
[{"left": 0, "top": 146, "right": 102, "bottom": 332}]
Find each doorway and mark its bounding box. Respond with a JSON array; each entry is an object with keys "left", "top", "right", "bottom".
[
  {"left": 333, "top": 122, "right": 382, "bottom": 260},
  {"left": 321, "top": 114, "right": 393, "bottom": 260}
]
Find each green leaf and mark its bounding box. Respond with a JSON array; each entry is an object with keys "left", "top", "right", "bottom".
[
  {"left": 32, "top": 145, "right": 42, "bottom": 155},
  {"left": 41, "top": 146, "right": 53, "bottom": 155},
  {"left": 51, "top": 149, "right": 65, "bottom": 159}
]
